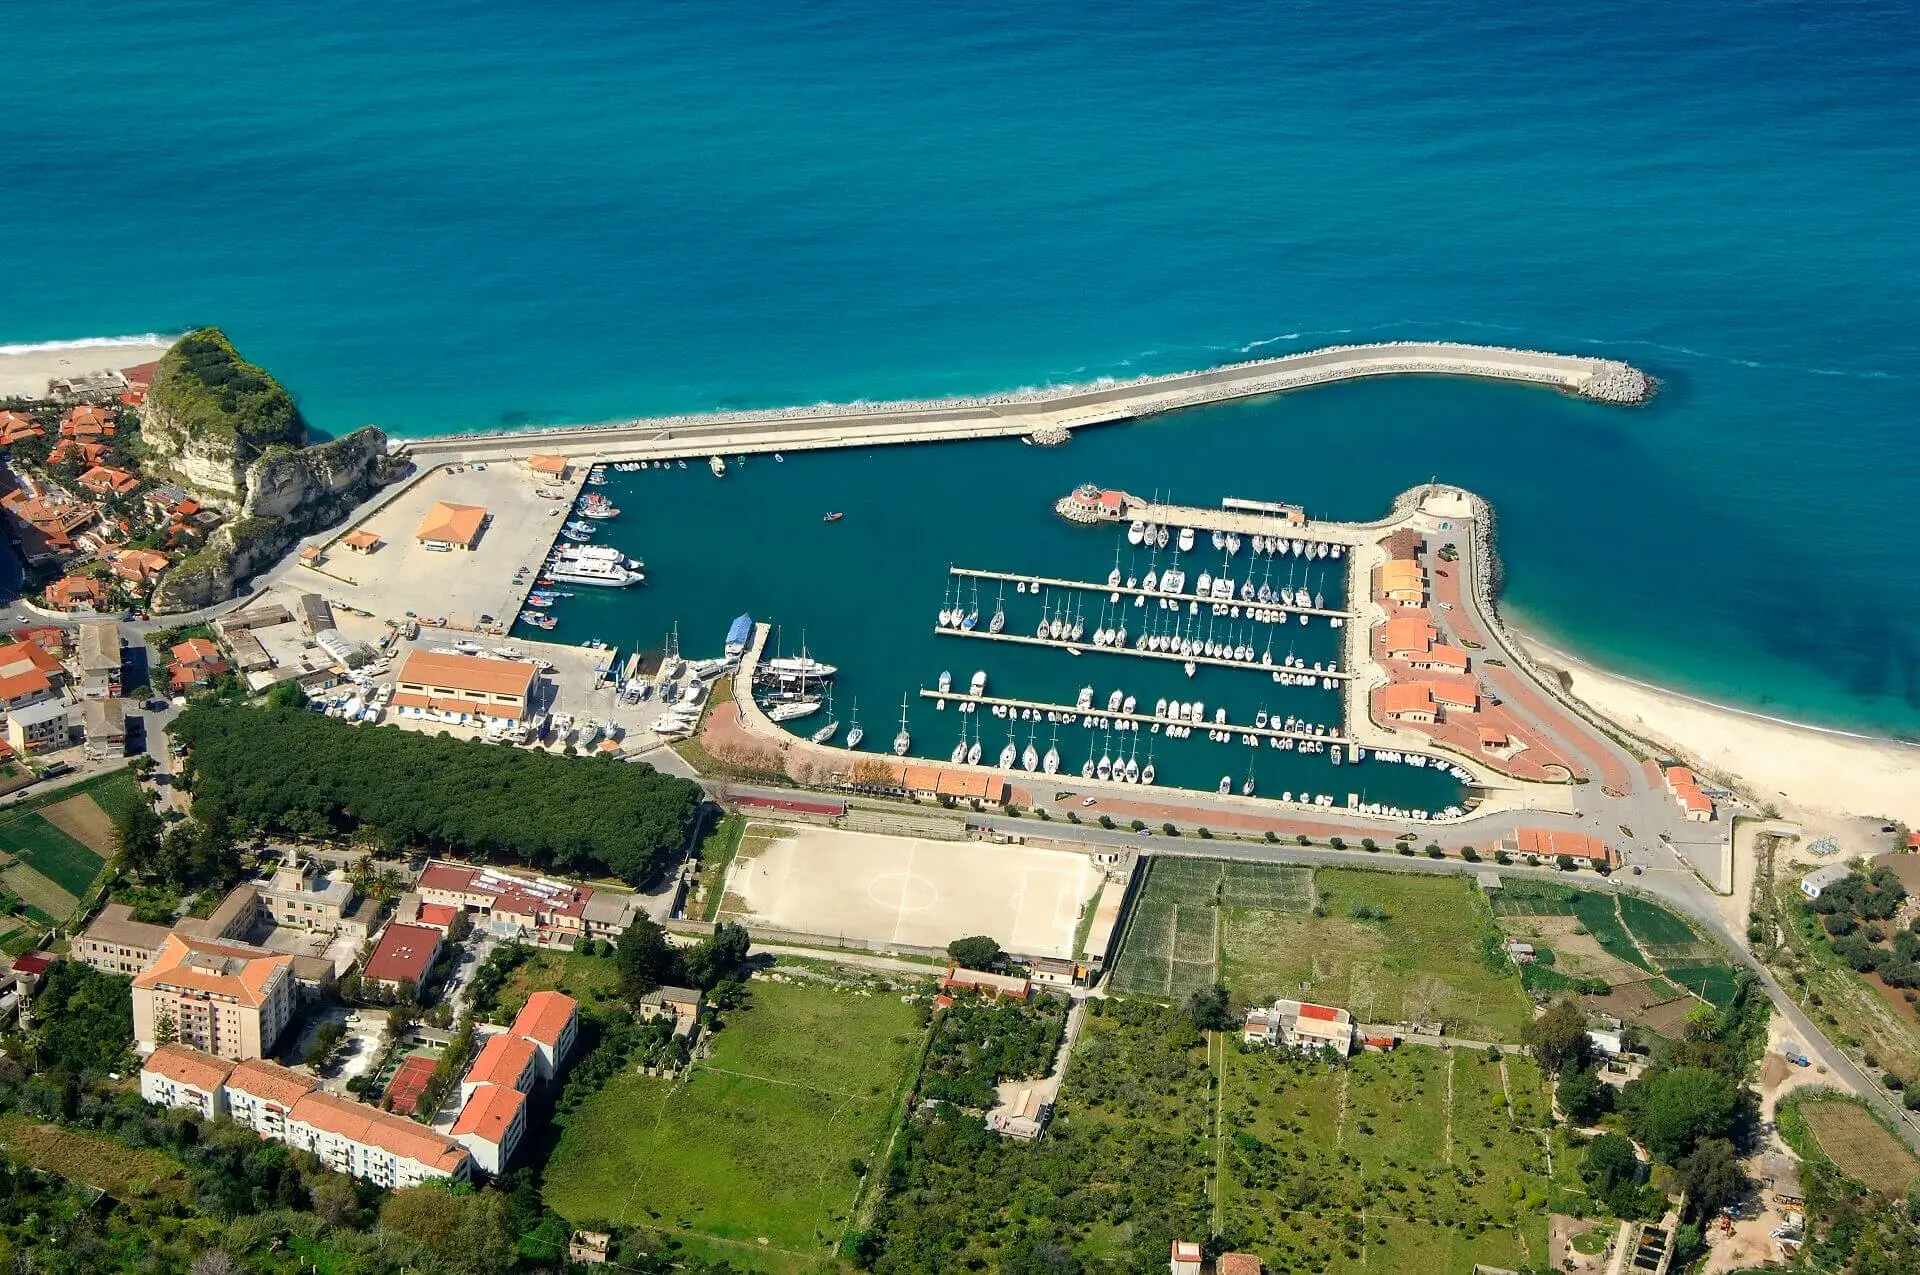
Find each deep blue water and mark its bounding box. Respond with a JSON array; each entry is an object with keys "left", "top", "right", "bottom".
[{"left": 6, "top": 0, "right": 1918, "bottom": 737}]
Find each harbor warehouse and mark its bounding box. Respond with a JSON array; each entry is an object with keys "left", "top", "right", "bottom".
[
  {"left": 413, "top": 501, "right": 488, "bottom": 550},
  {"left": 394, "top": 650, "right": 537, "bottom": 723}
]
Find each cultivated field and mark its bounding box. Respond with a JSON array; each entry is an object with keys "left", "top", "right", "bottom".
[
  {"left": 1110, "top": 859, "right": 1531, "bottom": 1041},
  {"left": 544, "top": 977, "right": 923, "bottom": 1272},
  {"left": 1800, "top": 1100, "right": 1920, "bottom": 1198},
  {"left": 1218, "top": 1044, "right": 1571, "bottom": 1272},
  {"left": 0, "top": 859, "right": 76, "bottom": 923},
  {"left": 0, "top": 773, "right": 133, "bottom": 928},
  {"left": 722, "top": 826, "right": 1101, "bottom": 958},
  {"left": 38, "top": 791, "right": 118, "bottom": 855},
  {"left": 0, "top": 1114, "right": 188, "bottom": 1199}
]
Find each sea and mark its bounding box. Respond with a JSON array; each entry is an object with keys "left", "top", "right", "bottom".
[{"left": 5, "top": 0, "right": 1919, "bottom": 743}]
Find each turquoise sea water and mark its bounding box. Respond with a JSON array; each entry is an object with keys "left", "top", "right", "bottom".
[{"left": 6, "top": 0, "right": 1919, "bottom": 737}]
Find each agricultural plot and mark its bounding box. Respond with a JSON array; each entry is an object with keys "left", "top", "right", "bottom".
[
  {"left": 1618, "top": 895, "right": 1696, "bottom": 948},
  {"left": 0, "top": 812, "right": 105, "bottom": 897},
  {"left": 544, "top": 977, "right": 922, "bottom": 1272},
  {"left": 1111, "top": 860, "right": 1529, "bottom": 1040},
  {"left": 1660, "top": 961, "right": 1742, "bottom": 1010},
  {"left": 0, "top": 1114, "right": 188, "bottom": 1200},
  {"left": 0, "top": 859, "right": 74, "bottom": 924},
  {"left": 1219, "top": 1046, "right": 1554, "bottom": 1273},
  {"left": 1800, "top": 1100, "right": 1920, "bottom": 1199}
]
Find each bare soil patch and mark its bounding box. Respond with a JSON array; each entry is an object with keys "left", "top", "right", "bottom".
[
  {"left": 1801, "top": 1101, "right": 1920, "bottom": 1198},
  {"left": 37, "top": 794, "right": 116, "bottom": 854}
]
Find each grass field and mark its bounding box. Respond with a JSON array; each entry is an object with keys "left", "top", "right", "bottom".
[
  {"left": 0, "top": 1114, "right": 189, "bottom": 1199},
  {"left": 1110, "top": 859, "right": 1530, "bottom": 1041},
  {"left": 544, "top": 978, "right": 923, "bottom": 1272},
  {"left": 0, "top": 859, "right": 73, "bottom": 924},
  {"left": 492, "top": 949, "right": 625, "bottom": 1024},
  {"left": 0, "top": 771, "right": 135, "bottom": 916},
  {"left": 1219, "top": 1045, "right": 1556, "bottom": 1272},
  {"left": 0, "top": 812, "right": 105, "bottom": 897},
  {"left": 38, "top": 791, "right": 119, "bottom": 854},
  {"left": 1661, "top": 961, "right": 1742, "bottom": 1010},
  {"left": 1800, "top": 1100, "right": 1920, "bottom": 1198},
  {"left": 1617, "top": 895, "right": 1696, "bottom": 948}
]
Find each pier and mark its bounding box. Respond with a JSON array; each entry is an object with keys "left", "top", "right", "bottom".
[
  {"left": 917, "top": 689, "right": 1352, "bottom": 746},
  {"left": 948, "top": 566, "right": 1354, "bottom": 620},
  {"left": 394, "top": 341, "right": 1652, "bottom": 464},
  {"left": 932, "top": 626, "right": 1357, "bottom": 681}
]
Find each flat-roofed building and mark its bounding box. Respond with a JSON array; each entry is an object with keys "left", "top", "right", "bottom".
[
  {"left": 286, "top": 1088, "right": 473, "bottom": 1187},
  {"left": 1801, "top": 863, "right": 1853, "bottom": 899},
  {"left": 225, "top": 1058, "right": 319, "bottom": 1138},
  {"left": 75, "top": 903, "right": 172, "bottom": 975},
  {"left": 80, "top": 697, "right": 127, "bottom": 754},
  {"left": 414, "top": 501, "right": 488, "bottom": 550},
  {"left": 417, "top": 861, "right": 620, "bottom": 951},
  {"left": 132, "top": 934, "right": 297, "bottom": 1060},
  {"left": 139, "top": 1043, "right": 235, "bottom": 1119},
  {"left": 394, "top": 650, "right": 537, "bottom": 724},
  {"left": 451, "top": 1082, "right": 527, "bottom": 1175},
  {"left": 260, "top": 847, "right": 360, "bottom": 933},
  {"left": 5, "top": 698, "right": 73, "bottom": 753},
  {"left": 76, "top": 620, "right": 122, "bottom": 698},
  {"left": 512, "top": 990, "right": 581, "bottom": 1076}
]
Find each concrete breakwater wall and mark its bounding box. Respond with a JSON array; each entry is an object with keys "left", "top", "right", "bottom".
[{"left": 400, "top": 341, "right": 1650, "bottom": 461}]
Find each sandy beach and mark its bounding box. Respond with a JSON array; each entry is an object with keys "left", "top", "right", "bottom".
[
  {"left": 0, "top": 337, "right": 175, "bottom": 399},
  {"left": 1521, "top": 634, "right": 1920, "bottom": 835}
]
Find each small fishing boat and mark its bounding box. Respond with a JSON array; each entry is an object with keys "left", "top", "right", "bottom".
[
  {"left": 823, "top": 512, "right": 843, "bottom": 522},
  {"left": 520, "top": 611, "right": 556, "bottom": 629}
]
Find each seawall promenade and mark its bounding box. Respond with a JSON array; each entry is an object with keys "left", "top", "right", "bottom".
[{"left": 398, "top": 341, "right": 1649, "bottom": 462}]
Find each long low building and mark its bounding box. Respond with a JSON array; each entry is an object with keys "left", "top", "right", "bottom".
[
  {"left": 142, "top": 1046, "right": 472, "bottom": 1186},
  {"left": 393, "top": 649, "right": 538, "bottom": 724},
  {"left": 416, "top": 860, "right": 638, "bottom": 950}
]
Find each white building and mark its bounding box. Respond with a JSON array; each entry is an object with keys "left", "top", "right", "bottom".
[
  {"left": 1801, "top": 864, "right": 1854, "bottom": 899},
  {"left": 451, "top": 1082, "right": 529, "bottom": 1175},
  {"left": 138, "top": 1044, "right": 235, "bottom": 1120},
  {"left": 285, "top": 1090, "right": 472, "bottom": 1188},
  {"left": 1242, "top": 999, "right": 1354, "bottom": 1057}
]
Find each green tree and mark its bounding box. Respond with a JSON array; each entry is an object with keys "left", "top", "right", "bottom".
[
  {"left": 1523, "top": 998, "right": 1591, "bottom": 1075},
  {"left": 111, "top": 799, "right": 165, "bottom": 877},
  {"left": 947, "top": 935, "right": 1002, "bottom": 971},
  {"left": 1558, "top": 1068, "right": 1614, "bottom": 1124},
  {"left": 682, "top": 922, "right": 751, "bottom": 990},
  {"left": 1186, "top": 982, "right": 1234, "bottom": 1032},
  {"left": 1674, "top": 1137, "right": 1746, "bottom": 1217},
  {"left": 1632, "top": 1067, "right": 1742, "bottom": 1162},
  {"left": 616, "top": 915, "right": 679, "bottom": 1000},
  {"left": 1581, "top": 1132, "right": 1642, "bottom": 1196}
]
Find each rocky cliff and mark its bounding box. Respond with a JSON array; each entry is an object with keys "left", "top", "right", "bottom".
[
  {"left": 151, "top": 428, "right": 405, "bottom": 613},
  {"left": 140, "top": 328, "right": 308, "bottom": 499}
]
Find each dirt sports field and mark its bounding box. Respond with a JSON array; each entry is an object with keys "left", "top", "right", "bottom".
[{"left": 723, "top": 827, "right": 1102, "bottom": 958}]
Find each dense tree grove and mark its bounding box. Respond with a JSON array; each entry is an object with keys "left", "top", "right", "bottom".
[
  {"left": 615, "top": 918, "right": 750, "bottom": 1001},
  {"left": 27, "top": 961, "right": 136, "bottom": 1076},
  {"left": 863, "top": 998, "right": 1212, "bottom": 1273},
  {"left": 149, "top": 327, "right": 307, "bottom": 448},
  {"left": 171, "top": 704, "right": 701, "bottom": 883},
  {"left": 919, "top": 996, "right": 1067, "bottom": 1109},
  {"left": 1805, "top": 867, "right": 1920, "bottom": 986}
]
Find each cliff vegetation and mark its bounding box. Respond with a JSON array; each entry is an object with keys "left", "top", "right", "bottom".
[{"left": 147, "top": 328, "right": 305, "bottom": 452}]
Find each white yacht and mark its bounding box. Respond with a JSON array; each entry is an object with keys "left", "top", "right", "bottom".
[
  {"left": 1127, "top": 520, "right": 1145, "bottom": 545},
  {"left": 1000, "top": 733, "right": 1018, "bottom": 769},
  {"left": 1178, "top": 527, "right": 1196, "bottom": 552},
  {"left": 1042, "top": 729, "right": 1060, "bottom": 775},
  {"left": 763, "top": 655, "right": 838, "bottom": 682},
  {"left": 709, "top": 455, "right": 726, "bottom": 477},
  {"left": 846, "top": 700, "right": 864, "bottom": 749},
  {"left": 970, "top": 670, "right": 987, "bottom": 695},
  {"left": 767, "top": 697, "right": 821, "bottom": 722},
  {"left": 1022, "top": 730, "right": 1039, "bottom": 772}
]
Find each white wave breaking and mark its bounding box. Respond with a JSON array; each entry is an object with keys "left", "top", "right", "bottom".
[{"left": 0, "top": 333, "right": 178, "bottom": 357}]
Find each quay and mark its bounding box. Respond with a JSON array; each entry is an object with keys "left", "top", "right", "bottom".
[
  {"left": 949, "top": 565, "right": 1354, "bottom": 619},
  {"left": 916, "top": 689, "right": 1351, "bottom": 746},
  {"left": 932, "top": 626, "right": 1357, "bottom": 681},
  {"left": 394, "top": 341, "right": 1651, "bottom": 464}
]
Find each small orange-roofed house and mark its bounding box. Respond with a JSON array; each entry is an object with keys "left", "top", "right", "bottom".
[
  {"left": 342, "top": 529, "right": 381, "bottom": 553},
  {"left": 44, "top": 574, "right": 108, "bottom": 612},
  {"left": 1378, "top": 558, "right": 1426, "bottom": 605},
  {"left": 1170, "top": 1241, "right": 1203, "bottom": 1275},
  {"left": 1382, "top": 616, "right": 1437, "bottom": 657},
  {"left": 78, "top": 465, "right": 140, "bottom": 497},
  {"left": 1219, "top": 1254, "right": 1263, "bottom": 1275},
  {"left": 461, "top": 1034, "right": 539, "bottom": 1104},
  {"left": 1423, "top": 674, "right": 1480, "bottom": 713},
  {"left": 525, "top": 454, "right": 571, "bottom": 480},
  {"left": 942, "top": 967, "right": 1032, "bottom": 1001},
  {"left": 1410, "top": 643, "right": 1469, "bottom": 673},
  {"left": 109, "top": 547, "right": 171, "bottom": 585},
  {"left": 414, "top": 501, "right": 487, "bottom": 550},
  {"left": 1379, "top": 683, "right": 1436, "bottom": 724}
]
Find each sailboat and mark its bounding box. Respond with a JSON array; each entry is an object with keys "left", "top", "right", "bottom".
[
  {"left": 1242, "top": 756, "right": 1256, "bottom": 797},
  {"left": 1140, "top": 746, "right": 1156, "bottom": 786},
  {"left": 999, "top": 731, "right": 1018, "bottom": 770},
  {"left": 966, "top": 722, "right": 982, "bottom": 767},
  {"left": 810, "top": 689, "right": 839, "bottom": 744},
  {"left": 989, "top": 581, "right": 1006, "bottom": 634},
  {"left": 1096, "top": 735, "right": 1113, "bottom": 782},
  {"left": 1022, "top": 726, "right": 1039, "bottom": 772},
  {"left": 963, "top": 580, "right": 980, "bottom": 631},
  {"left": 846, "top": 699, "right": 864, "bottom": 749},
  {"left": 1122, "top": 740, "right": 1140, "bottom": 783},
  {"left": 1042, "top": 727, "right": 1060, "bottom": 775},
  {"left": 893, "top": 695, "right": 912, "bottom": 756},
  {"left": 951, "top": 726, "right": 968, "bottom": 765}
]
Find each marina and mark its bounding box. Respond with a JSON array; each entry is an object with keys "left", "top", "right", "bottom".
[
  {"left": 931, "top": 626, "right": 1357, "bottom": 682},
  {"left": 946, "top": 565, "right": 1354, "bottom": 620},
  {"left": 917, "top": 688, "right": 1354, "bottom": 747}
]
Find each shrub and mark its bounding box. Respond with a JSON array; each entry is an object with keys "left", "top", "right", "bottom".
[
  {"left": 1461, "top": 845, "right": 1480, "bottom": 861},
  {"left": 1264, "top": 830, "right": 1277, "bottom": 843},
  {"left": 1296, "top": 834, "right": 1311, "bottom": 846},
  {"left": 1098, "top": 815, "right": 1115, "bottom": 829},
  {"left": 1197, "top": 827, "right": 1212, "bottom": 839},
  {"left": 1162, "top": 823, "right": 1178, "bottom": 836},
  {"left": 1329, "top": 836, "right": 1346, "bottom": 850},
  {"left": 1425, "top": 844, "right": 1444, "bottom": 858}
]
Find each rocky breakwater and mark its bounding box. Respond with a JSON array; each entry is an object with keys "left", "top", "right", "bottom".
[
  {"left": 146, "top": 329, "right": 405, "bottom": 612},
  {"left": 1577, "top": 360, "right": 1653, "bottom": 405}
]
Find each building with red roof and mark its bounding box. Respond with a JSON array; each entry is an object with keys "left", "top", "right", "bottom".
[
  {"left": 140, "top": 1043, "right": 237, "bottom": 1119},
  {"left": 461, "top": 1033, "right": 539, "bottom": 1103},
  {"left": 450, "top": 1082, "right": 528, "bottom": 1175},
  {"left": 363, "top": 922, "right": 442, "bottom": 995},
  {"left": 1502, "top": 828, "right": 1617, "bottom": 870},
  {"left": 1378, "top": 682, "right": 1436, "bottom": 723},
  {"left": 43, "top": 574, "right": 109, "bottom": 613},
  {"left": 510, "top": 990, "right": 580, "bottom": 1078}
]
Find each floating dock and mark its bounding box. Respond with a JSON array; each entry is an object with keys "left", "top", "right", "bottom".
[
  {"left": 918, "top": 689, "right": 1350, "bottom": 746},
  {"left": 948, "top": 565, "right": 1354, "bottom": 620},
  {"left": 932, "top": 626, "right": 1355, "bottom": 681}
]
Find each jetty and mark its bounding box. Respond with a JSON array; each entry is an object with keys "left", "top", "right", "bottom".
[
  {"left": 948, "top": 565, "right": 1353, "bottom": 620},
  {"left": 917, "top": 689, "right": 1350, "bottom": 746},
  {"left": 396, "top": 341, "right": 1651, "bottom": 463},
  {"left": 935, "top": 626, "right": 1355, "bottom": 680}
]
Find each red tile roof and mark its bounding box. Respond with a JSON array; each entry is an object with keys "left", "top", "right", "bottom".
[
  {"left": 143, "top": 1043, "right": 237, "bottom": 1092},
  {"left": 228, "top": 1058, "right": 319, "bottom": 1109},
  {"left": 511, "top": 990, "right": 579, "bottom": 1048},
  {"left": 1379, "top": 683, "right": 1435, "bottom": 716},
  {"left": 1298, "top": 1003, "right": 1340, "bottom": 1022},
  {"left": 290, "top": 1089, "right": 469, "bottom": 1172},
  {"left": 364, "top": 922, "right": 441, "bottom": 988},
  {"left": 451, "top": 1082, "right": 525, "bottom": 1144},
  {"left": 464, "top": 1034, "right": 538, "bottom": 1091},
  {"left": 1512, "top": 827, "right": 1613, "bottom": 864}
]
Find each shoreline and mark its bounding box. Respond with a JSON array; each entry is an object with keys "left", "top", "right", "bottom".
[
  {"left": 0, "top": 335, "right": 176, "bottom": 398},
  {"left": 1518, "top": 630, "right": 1920, "bottom": 832}
]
